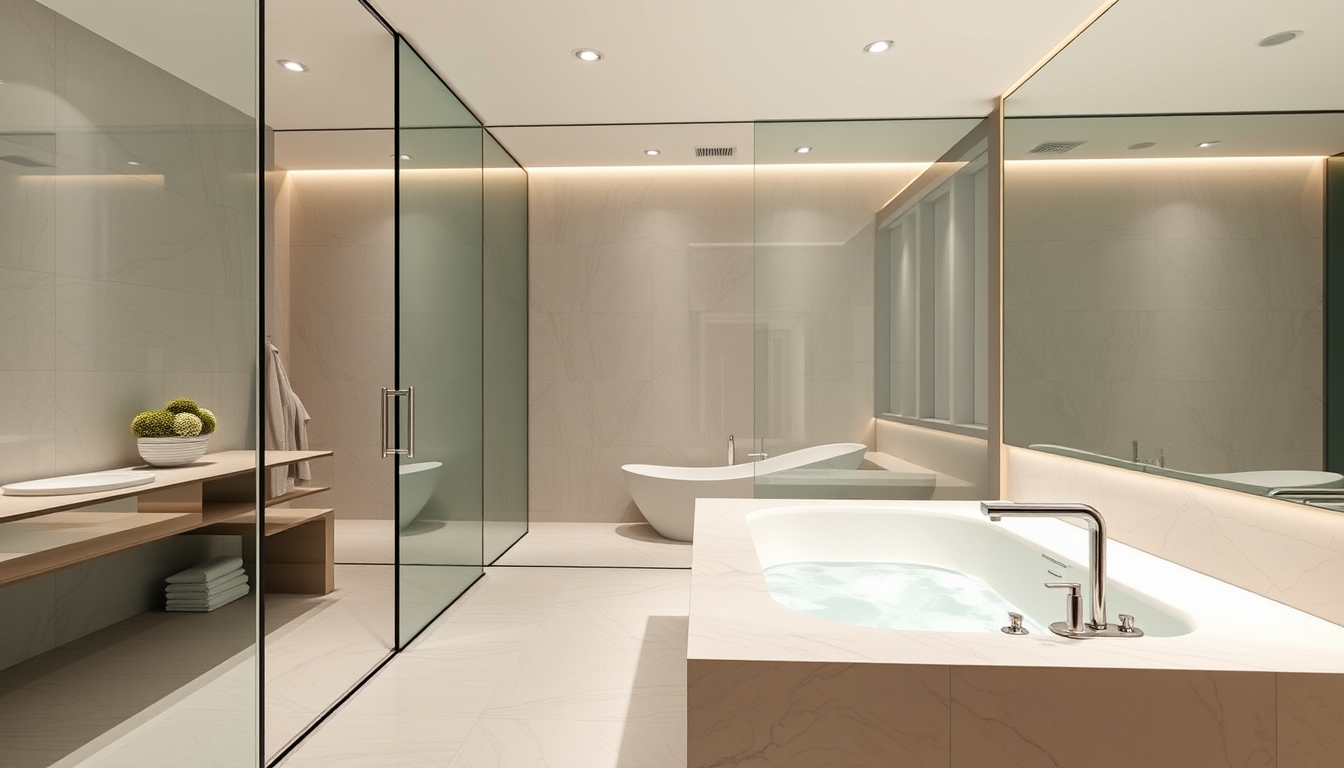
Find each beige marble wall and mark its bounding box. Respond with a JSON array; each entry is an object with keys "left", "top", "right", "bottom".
[
  {"left": 284, "top": 169, "right": 395, "bottom": 519},
  {"left": 528, "top": 167, "right": 755, "bottom": 523},
  {"left": 1004, "top": 158, "right": 1324, "bottom": 473},
  {"left": 1008, "top": 446, "right": 1344, "bottom": 627}
]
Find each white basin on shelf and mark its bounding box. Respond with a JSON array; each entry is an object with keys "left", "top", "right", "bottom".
[
  {"left": 1194, "top": 469, "right": 1344, "bottom": 490},
  {"left": 1, "top": 471, "right": 156, "bottom": 497}
]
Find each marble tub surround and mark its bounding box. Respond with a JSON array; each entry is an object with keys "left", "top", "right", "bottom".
[
  {"left": 1008, "top": 446, "right": 1344, "bottom": 628},
  {"left": 687, "top": 498, "right": 1344, "bottom": 767},
  {"left": 874, "top": 419, "right": 988, "bottom": 498}
]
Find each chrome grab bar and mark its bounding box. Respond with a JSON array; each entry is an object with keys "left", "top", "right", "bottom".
[{"left": 380, "top": 386, "right": 414, "bottom": 458}]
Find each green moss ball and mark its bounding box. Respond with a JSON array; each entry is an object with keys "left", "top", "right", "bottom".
[
  {"left": 197, "top": 407, "right": 217, "bottom": 436},
  {"left": 131, "top": 410, "right": 177, "bottom": 437},
  {"left": 165, "top": 398, "right": 201, "bottom": 415},
  {"left": 172, "top": 413, "right": 204, "bottom": 437}
]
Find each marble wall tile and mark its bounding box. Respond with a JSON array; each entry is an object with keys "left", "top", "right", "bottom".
[
  {"left": 687, "top": 659, "right": 950, "bottom": 768},
  {"left": 949, "top": 666, "right": 1275, "bottom": 768},
  {"left": 0, "top": 267, "right": 55, "bottom": 371},
  {"left": 1278, "top": 673, "right": 1344, "bottom": 768}
]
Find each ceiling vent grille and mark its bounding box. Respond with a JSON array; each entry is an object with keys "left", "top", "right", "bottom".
[
  {"left": 695, "top": 147, "right": 735, "bottom": 158},
  {"left": 1028, "top": 141, "right": 1086, "bottom": 155},
  {"left": 0, "top": 155, "right": 52, "bottom": 167}
]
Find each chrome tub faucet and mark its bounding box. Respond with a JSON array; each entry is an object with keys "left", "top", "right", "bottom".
[{"left": 980, "top": 501, "right": 1142, "bottom": 639}]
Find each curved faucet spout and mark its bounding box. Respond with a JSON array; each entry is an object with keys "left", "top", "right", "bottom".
[{"left": 980, "top": 501, "right": 1109, "bottom": 632}]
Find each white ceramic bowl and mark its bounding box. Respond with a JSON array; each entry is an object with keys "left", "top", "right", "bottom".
[{"left": 137, "top": 436, "right": 209, "bottom": 467}]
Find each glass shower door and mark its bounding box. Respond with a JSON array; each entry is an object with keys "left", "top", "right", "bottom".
[{"left": 395, "top": 38, "right": 484, "bottom": 646}]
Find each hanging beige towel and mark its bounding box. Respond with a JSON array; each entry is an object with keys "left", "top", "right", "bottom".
[{"left": 264, "top": 341, "right": 311, "bottom": 496}]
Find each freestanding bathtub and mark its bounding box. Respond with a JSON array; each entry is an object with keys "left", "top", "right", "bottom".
[
  {"left": 398, "top": 461, "right": 442, "bottom": 529},
  {"left": 621, "top": 442, "right": 866, "bottom": 541}
]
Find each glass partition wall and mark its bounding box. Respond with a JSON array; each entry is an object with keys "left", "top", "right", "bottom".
[
  {"left": 751, "top": 118, "right": 992, "bottom": 501},
  {"left": 483, "top": 135, "right": 529, "bottom": 562},
  {"left": 0, "top": 0, "right": 260, "bottom": 765}
]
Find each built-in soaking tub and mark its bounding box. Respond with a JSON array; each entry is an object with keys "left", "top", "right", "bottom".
[
  {"left": 621, "top": 442, "right": 865, "bottom": 541},
  {"left": 686, "top": 499, "right": 1344, "bottom": 767}
]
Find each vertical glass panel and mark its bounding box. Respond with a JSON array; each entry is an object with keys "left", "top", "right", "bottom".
[
  {"left": 482, "top": 133, "right": 528, "bottom": 563},
  {"left": 0, "top": 0, "right": 259, "bottom": 764},
  {"left": 397, "top": 38, "right": 484, "bottom": 645},
  {"left": 262, "top": 0, "right": 396, "bottom": 757},
  {"left": 754, "top": 118, "right": 990, "bottom": 502}
]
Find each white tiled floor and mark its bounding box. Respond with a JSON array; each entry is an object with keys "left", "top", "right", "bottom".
[
  {"left": 280, "top": 525, "right": 692, "bottom": 768},
  {"left": 494, "top": 522, "right": 692, "bottom": 568}
]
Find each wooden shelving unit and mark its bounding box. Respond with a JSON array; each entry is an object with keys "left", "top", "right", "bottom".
[{"left": 0, "top": 450, "right": 336, "bottom": 595}]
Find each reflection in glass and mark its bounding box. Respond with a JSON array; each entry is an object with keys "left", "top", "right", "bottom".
[
  {"left": 396, "top": 38, "right": 484, "bottom": 645},
  {"left": 751, "top": 119, "right": 990, "bottom": 502},
  {"left": 0, "top": 0, "right": 258, "bottom": 764}
]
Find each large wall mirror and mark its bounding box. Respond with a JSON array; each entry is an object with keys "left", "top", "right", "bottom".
[{"left": 1003, "top": 0, "right": 1344, "bottom": 504}]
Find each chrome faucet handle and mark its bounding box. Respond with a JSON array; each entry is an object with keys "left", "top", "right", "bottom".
[
  {"left": 1118, "top": 614, "right": 1137, "bottom": 633},
  {"left": 747, "top": 451, "right": 770, "bottom": 461},
  {"left": 1044, "top": 582, "right": 1085, "bottom": 635},
  {"left": 1001, "top": 612, "right": 1028, "bottom": 636}
]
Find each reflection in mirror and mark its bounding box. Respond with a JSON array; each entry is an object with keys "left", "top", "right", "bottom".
[
  {"left": 1003, "top": 0, "right": 1344, "bottom": 505},
  {"left": 752, "top": 118, "right": 992, "bottom": 502},
  {"left": 263, "top": 0, "right": 395, "bottom": 759},
  {"left": 0, "top": 0, "right": 259, "bottom": 764}
]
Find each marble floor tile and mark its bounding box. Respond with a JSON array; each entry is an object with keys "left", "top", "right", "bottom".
[
  {"left": 279, "top": 714, "right": 477, "bottom": 768},
  {"left": 283, "top": 562, "right": 694, "bottom": 767},
  {"left": 494, "top": 522, "right": 692, "bottom": 568},
  {"left": 482, "top": 642, "right": 686, "bottom": 722},
  {"left": 447, "top": 718, "right": 686, "bottom": 768},
  {"left": 334, "top": 519, "right": 394, "bottom": 564}
]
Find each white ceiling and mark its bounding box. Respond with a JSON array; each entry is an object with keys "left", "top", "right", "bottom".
[
  {"left": 1009, "top": 0, "right": 1344, "bottom": 115},
  {"left": 370, "top": 0, "right": 1109, "bottom": 126},
  {"left": 265, "top": 0, "right": 394, "bottom": 130}
]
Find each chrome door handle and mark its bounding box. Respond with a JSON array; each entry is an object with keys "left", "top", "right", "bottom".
[{"left": 381, "top": 387, "right": 414, "bottom": 458}]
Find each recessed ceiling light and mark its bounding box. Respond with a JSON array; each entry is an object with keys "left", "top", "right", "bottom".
[
  {"left": 1127, "top": 142, "right": 1156, "bottom": 150},
  {"left": 1258, "top": 30, "right": 1304, "bottom": 47},
  {"left": 126, "top": 160, "right": 140, "bottom": 166},
  {"left": 1198, "top": 141, "right": 1221, "bottom": 149},
  {"left": 795, "top": 146, "right": 812, "bottom": 154},
  {"left": 644, "top": 149, "right": 660, "bottom": 156},
  {"left": 573, "top": 49, "right": 603, "bottom": 62},
  {"left": 277, "top": 59, "right": 308, "bottom": 73},
  {"left": 863, "top": 40, "right": 894, "bottom": 54}
]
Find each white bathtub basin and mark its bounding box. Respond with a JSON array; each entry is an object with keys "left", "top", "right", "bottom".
[
  {"left": 2, "top": 471, "right": 155, "bottom": 497},
  {"left": 748, "top": 506, "right": 1192, "bottom": 637}
]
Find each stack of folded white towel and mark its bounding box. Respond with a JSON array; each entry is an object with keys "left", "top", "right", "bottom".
[{"left": 165, "top": 556, "right": 250, "bottom": 612}]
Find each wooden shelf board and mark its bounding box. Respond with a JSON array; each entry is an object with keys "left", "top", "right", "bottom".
[
  {"left": 0, "top": 511, "right": 202, "bottom": 587},
  {"left": 265, "top": 486, "right": 331, "bottom": 507},
  {"left": 197, "top": 508, "right": 333, "bottom": 537},
  {"left": 0, "top": 450, "right": 333, "bottom": 525}
]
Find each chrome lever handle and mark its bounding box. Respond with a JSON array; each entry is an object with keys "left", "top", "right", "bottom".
[{"left": 1044, "top": 581, "right": 1084, "bottom": 634}]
